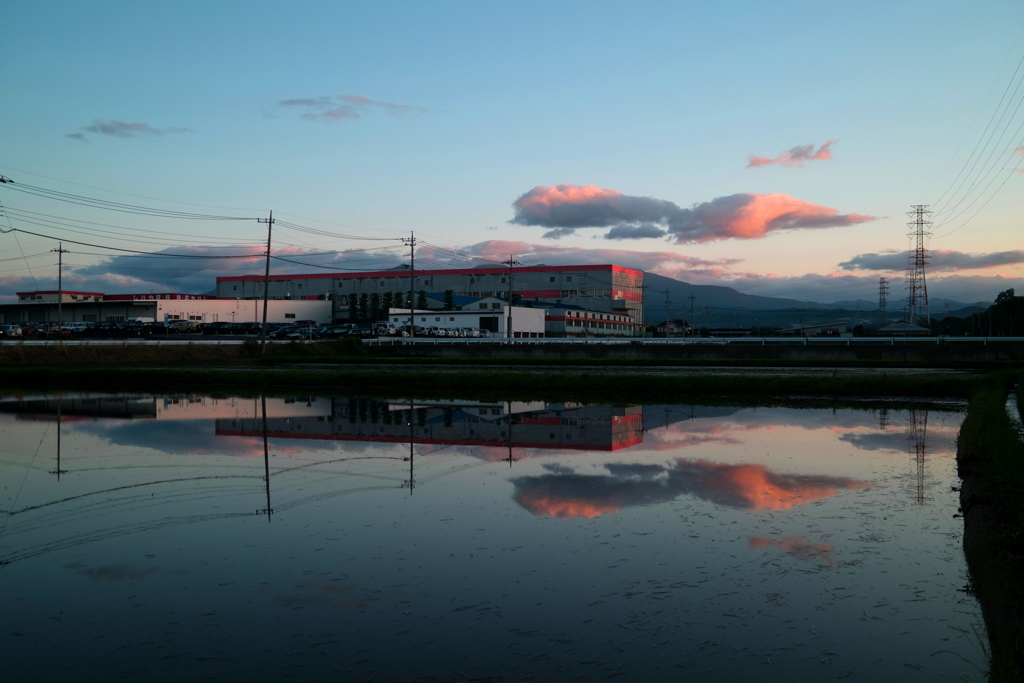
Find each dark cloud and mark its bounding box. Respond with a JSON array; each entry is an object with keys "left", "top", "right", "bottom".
[
  {"left": 277, "top": 93, "right": 427, "bottom": 122},
  {"left": 840, "top": 249, "right": 1024, "bottom": 273},
  {"left": 604, "top": 224, "right": 667, "bottom": 240},
  {"left": 747, "top": 140, "right": 837, "bottom": 168},
  {"left": 512, "top": 458, "right": 870, "bottom": 519},
  {"left": 75, "top": 119, "right": 194, "bottom": 139},
  {"left": 65, "top": 132, "right": 87, "bottom": 141},
  {"left": 510, "top": 184, "right": 874, "bottom": 243}
]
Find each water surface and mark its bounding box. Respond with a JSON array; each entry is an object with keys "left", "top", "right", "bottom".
[{"left": 0, "top": 395, "right": 982, "bottom": 681}]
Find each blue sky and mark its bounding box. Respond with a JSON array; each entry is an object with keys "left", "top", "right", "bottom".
[{"left": 2, "top": 0, "right": 1023, "bottom": 304}]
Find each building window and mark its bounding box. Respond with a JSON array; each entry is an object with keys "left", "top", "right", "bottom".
[
  {"left": 550, "top": 277, "right": 555, "bottom": 282},
  {"left": 285, "top": 313, "right": 296, "bottom": 319},
  {"left": 421, "top": 317, "right": 427, "bottom": 322},
  {"left": 491, "top": 303, "right": 500, "bottom": 309},
  {"left": 566, "top": 276, "right": 572, "bottom": 282},
  {"left": 479, "top": 303, "right": 487, "bottom": 309},
  {"left": 435, "top": 317, "right": 441, "bottom": 321},
  {"left": 233, "top": 286, "right": 237, "bottom": 290},
  {"left": 450, "top": 317, "right": 455, "bottom": 321},
  {"left": 501, "top": 278, "right": 506, "bottom": 283}
]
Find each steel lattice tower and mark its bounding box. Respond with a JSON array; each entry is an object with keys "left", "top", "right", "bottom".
[
  {"left": 905, "top": 205, "right": 932, "bottom": 326},
  {"left": 877, "top": 276, "right": 889, "bottom": 328}
]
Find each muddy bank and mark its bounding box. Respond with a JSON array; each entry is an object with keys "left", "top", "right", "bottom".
[{"left": 957, "top": 372, "right": 1024, "bottom": 681}]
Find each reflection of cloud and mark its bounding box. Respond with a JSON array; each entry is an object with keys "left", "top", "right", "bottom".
[
  {"left": 838, "top": 431, "right": 911, "bottom": 452},
  {"left": 66, "top": 562, "right": 160, "bottom": 582},
  {"left": 513, "top": 459, "right": 871, "bottom": 519},
  {"left": 748, "top": 536, "right": 834, "bottom": 564}
]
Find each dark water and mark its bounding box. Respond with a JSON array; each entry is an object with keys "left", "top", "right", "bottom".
[{"left": 0, "top": 395, "right": 984, "bottom": 682}]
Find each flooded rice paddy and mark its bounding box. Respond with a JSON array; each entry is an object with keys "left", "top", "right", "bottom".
[{"left": 0, "top": 394, "right": 984, "bottom": 681}]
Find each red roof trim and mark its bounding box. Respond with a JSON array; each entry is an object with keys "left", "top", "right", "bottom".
[{"left": 216, "top": 264, "right": 643, "bottom": 283}]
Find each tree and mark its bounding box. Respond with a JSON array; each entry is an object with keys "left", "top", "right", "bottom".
[
  {"left": 370, "top": 293, "right": 381, "bottom": 320},
  {"left": 417, "top": 289, "right": 428, "bottom": 310},
  {"left": 394, "top": 292, "right": 406, "bottom": 309},
  {"left": 443, "top": 290, "right": 455, "bottom": 311},
  {"left": 359, "top": 293, "right": 369, "bottom": 321},
  {"left": 511, "top": 293, "right": 522, "bottom": 306},
  {"left": 381, "top": 291, "right": 394, "bottom": 315},
  {"left": 347, "top": 293, "right": 358, "bottom": 320},
  {"left": 995, "top": 289, "right": 1016, "bottom": 305}
]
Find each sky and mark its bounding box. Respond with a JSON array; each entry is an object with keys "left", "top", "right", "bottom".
[{"left": 2, "top": 0, "right": 1024, "bottom": 305}]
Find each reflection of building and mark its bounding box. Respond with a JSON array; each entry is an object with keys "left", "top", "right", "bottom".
[
  {"left": 216, "top": 400, "right": 644, "bottom": 451},
  {"left": 0, "top": 396, "right": 332, "bottom": 422}
]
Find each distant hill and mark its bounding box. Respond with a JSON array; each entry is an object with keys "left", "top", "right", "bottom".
[{"left": 642, "top": 272, "right": 826, "bottom": 315}]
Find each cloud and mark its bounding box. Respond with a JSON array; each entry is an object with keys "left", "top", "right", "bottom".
[
  {"left": 71, "top": 119, "right": 194, "bottom": 139},
  {"left": 510, "top": 184, "right": 874, "bottom": 243},
  {"left": 512, "top": 458, "right": 870, "bottom": 519},
  {"left": 840, "top": 249, "right": 1024, "bottom": 273},
  {"left": 278, "top": 93, "right": 427, "bottom": 122},
  {"left": 604, "top": 223, "right": 667, "bottom": 240},
  {"left": 747, "top": 140, "right": 838, "bottom": 168}
]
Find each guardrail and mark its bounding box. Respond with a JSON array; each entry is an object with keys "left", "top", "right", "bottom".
[
  {"left": 3, "top": 336, "right": 1022, "bottom": 347},
  {"left": 364, "top": 336, "right": 1024, "bottom": 346}
]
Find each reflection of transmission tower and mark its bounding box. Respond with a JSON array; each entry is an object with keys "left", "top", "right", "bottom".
[
  {"left": 877, "top": 277, "right": 889, "bottom": 328},
  {"left": 908, "top": 409, "right": 928, "bottom": 505},
  {"left": 877, "top": 407, "right": 889, "bottom": 430},
  {"left": 905, "top": 205, "right": 932, "bottom": 327}
]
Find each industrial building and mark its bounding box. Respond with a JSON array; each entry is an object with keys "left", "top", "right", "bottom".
[
  {"left": 0, "top": 290, "right": 330, "bottom": 325},
  {"left": 215, "top": 264, "right": 645, "bottom": 335}
]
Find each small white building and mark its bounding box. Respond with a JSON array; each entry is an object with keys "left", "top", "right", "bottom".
[{"left": 390, "top": 302, "right": 546, "bottom": 338}]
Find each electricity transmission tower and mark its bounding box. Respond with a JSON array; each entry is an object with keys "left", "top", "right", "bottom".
[
  {"left": 905, "top": 205, "right": 932, "bottom": 327},
  {"left": 877, "top": 276, "right": 889, "bottom": 328}
]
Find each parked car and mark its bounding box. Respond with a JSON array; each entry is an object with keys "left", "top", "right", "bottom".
[
  {"left": 461, "top": 327, "right": 479, "bottom": 338},
  {"left": 0, "top": 324, "right": 24, "bottom": 338},
  {"left": 313, "top": 325, "right": 347, "bottom": 339}
]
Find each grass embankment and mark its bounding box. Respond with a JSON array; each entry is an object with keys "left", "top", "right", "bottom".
[
  {"left": 0, "top": 364, "right": 971, "bottom": 404},
  {"left": 957, "top": 369, "right": 1024, "bottom": 681},
  {"left": 0, "top": 338, "right": 1020, "bottom": 370}
]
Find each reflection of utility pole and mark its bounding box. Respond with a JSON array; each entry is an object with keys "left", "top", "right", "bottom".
[
  {"left": 50, "top": 395, "right": 67, "bottom": 480},
  {"left": 503, "top": 400, "right": 518, "bottom": 467},
  {"left": 259, "top": 396, "right": 273, "bottom": 521},
  {"left": 403, "top": 399, "right": 415, "bottom": 493},
  {"left": 909, "top": 409, "right": 928, "bottom": 505},
  {"left": 583, "top": 272, "right": 589, "bottom": 338}
]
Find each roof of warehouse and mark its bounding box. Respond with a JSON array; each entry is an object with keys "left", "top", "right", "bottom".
[{"left": 216, "top": 263, "right": 642, "bottom": 283}]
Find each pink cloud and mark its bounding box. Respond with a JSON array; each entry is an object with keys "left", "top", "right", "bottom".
[
  {"left": 747, "top": 140, "right": 838, "bottom": 168},
  {"left": 510, "top": 184, "right": 873, "bottom": 242}
]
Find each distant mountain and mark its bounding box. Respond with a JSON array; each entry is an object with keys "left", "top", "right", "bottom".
[{"left": 642, "top": 272, "right": 826, "bottom": 315}]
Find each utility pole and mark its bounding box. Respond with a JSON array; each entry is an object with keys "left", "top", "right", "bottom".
[
  {"left": 638, "top": 284, "right": 648, "bottom": 337},
  {"left": 583, "top": 272, "right": 589, "bottom": 338},
  {"left": 876, "top": 278, "right": 892, "bottom": 329},
  {"left": 502, "top": 255, "right": 521, "bottom": 340},
  {"left": 662, "top": 289, "right": 671, "bottom": 337},
  {"left": 402, "top": 233, "right": 417, "bottom": 337},
  {"left": 258, "top": 211, "right": 274, "bottom": 355},
  {"left": 906, "top": 205, "right": 932, "bottom": 327},
  {"left": 687, "top": 293, "right": 696, "bottom": 337},
  {"left": 51, "top": 243, "right": 69, "bottom": 328}
]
